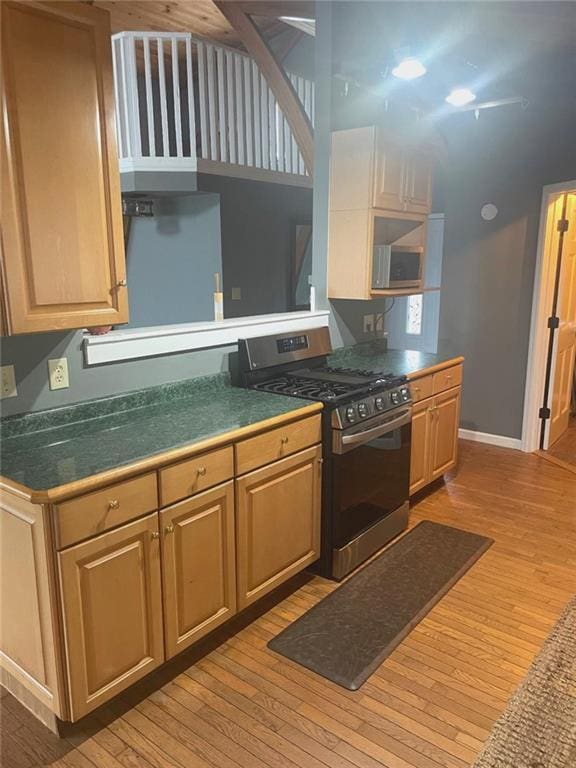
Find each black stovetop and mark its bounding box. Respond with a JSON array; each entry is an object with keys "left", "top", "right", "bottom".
[{"left": 250, "top": 366, "right": 405, "bottom": 405}]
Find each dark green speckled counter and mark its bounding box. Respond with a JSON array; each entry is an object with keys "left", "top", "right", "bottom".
[
  {"left": 0, "top": 374, "right": 318, "bottom": 495},
  {"left": 329, "top": 343, "right": 463, "bottom": 380}
]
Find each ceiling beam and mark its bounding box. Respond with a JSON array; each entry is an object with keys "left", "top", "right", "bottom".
[
  {"left": 215, "top": 1, "right": 314, "bottom": 175},
  {"left": 232, "top": 2, "right": 314, "bottom": 19}
]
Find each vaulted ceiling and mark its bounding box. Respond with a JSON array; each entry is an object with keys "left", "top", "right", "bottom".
[{"left": 91, "top": 1, "right": 314, "bottom": 47}]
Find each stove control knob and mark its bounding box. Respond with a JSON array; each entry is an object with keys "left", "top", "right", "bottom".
[
  {"left": 358, "top": 403, "right": 368, "bottom": 418},
  {"left": 390, "top": 391, "right": 400, "bottom": 405},
  {"left": 400, "top": 387, "right": 410, "bottom": 401},
  {"left": 345, "top": 406, "right": 357, "bottom": 423},
  {"left": 374, "top": 396, "right": 385, "bottom": 411}
]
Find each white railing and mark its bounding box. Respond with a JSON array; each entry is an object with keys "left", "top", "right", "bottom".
[{"left": 112, "top": 31, "right": 314, "bottom": 177}]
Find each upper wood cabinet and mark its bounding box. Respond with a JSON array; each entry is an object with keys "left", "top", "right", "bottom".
[
  {"left": 58, "top": 512, "right": 164, "bottom": 720},
  {"left": 328, "top": 126, "right": 432, "bottom": 300},
  {"left": 331, "top": 126, "right": 433, "bottom": 216},
  {"left": 1, "top": 1, "right": 128, "bottom": 335},
  {"left": 160, "top": 481, "right": 237, "bottom": 660}
]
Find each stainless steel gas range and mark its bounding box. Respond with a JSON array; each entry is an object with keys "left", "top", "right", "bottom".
[{"left": 237, "top": 327, "right": 413, "bottom": 580}]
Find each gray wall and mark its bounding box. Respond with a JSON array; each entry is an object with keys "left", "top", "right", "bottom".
[
  {"left": 197, "top": 175, "right": 313, "bottom": 318},
  {"left": 438, "top": 106, "right": 576, "bottom": 439},
  {"left": 0, "top": 330, "right": 234, "bottom": 417},
  {"left": 126, "top": 194, "right": 222, "bottom": 327}
]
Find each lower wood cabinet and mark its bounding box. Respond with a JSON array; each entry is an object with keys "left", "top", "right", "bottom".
[
  {"left": 58, "top": 513, "right": 164, "bottom": 720},
  {"left": 236, "top": 445, "right": 322, "bottom": 609},
  {"left": 160, "top": 481, "right": 236, "bottom": 659},
  {"left": 410, "top": 385, "right": 462, "bottom": 495}
]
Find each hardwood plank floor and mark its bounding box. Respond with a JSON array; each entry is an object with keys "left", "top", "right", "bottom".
[{"left": 2, "top": 440, "right": 575, "bottom": 768}]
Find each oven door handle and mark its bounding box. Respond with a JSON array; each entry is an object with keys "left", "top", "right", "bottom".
[{"left": 340, "top": 408, "right": 412, "bottom": 448}]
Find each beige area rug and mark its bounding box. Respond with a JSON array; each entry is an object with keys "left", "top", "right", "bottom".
[{"left": 473, "top": 595, "right": 576, "bottom": 768}]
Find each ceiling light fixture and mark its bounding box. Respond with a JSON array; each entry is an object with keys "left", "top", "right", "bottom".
[
  {"left": 446, "top": 87, "right": 476, "bottom": 107},
  {"left": 391, "top": 57, "right": 427, "bottom": 81}
]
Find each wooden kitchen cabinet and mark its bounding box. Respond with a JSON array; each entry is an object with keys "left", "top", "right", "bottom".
[
  {"left": 58, "top": 513, "right": 164, "bottom": 720},
  {"left": 328, "top": 125, "right": 432, "bottom": 300},
  {"left": 430, "top": 387, "right": 462, "bottom": 481},
  {"left": 409, "top": 364, "right": 463, "bottom": 495},
  {"left": 160, "top": 482, "right": 237, "bottom": 659},
  {"left": 409, "top": 399, "right": 431, "bottom": 494},
  {"left": 236, "top": 445, "right": 322, "bottom": 609},
  {"left": 1, "top": 1, "right": 128, "bottom": 334}
]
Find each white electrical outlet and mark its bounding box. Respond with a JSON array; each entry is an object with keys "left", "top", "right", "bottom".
[
  {"left": 363, "top": 314, "right": 375, "bottom": 333},
  {"left": 231, "top": 287, "right": 242, "bottom": 300},
  {"left": 48, "top": 358, "right": 70, "bottom": 390},
  {"left": 0, "top": 365, "right": 17, "bottom": 398}
]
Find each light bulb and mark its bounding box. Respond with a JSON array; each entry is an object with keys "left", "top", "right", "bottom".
[
  {"left": 391, "top": 58, "right": 427, "bottom": 81},
  {"left": 446, "top": 88, "right": 476, "bottom": 107}
]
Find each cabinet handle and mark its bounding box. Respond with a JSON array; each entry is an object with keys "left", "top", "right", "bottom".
[
  {"left": 196, "top": 466, "right": 207, "bottom": 476},
  {"left": 108, "top": 499, "right": 120, "bottom": 510},
  {"left": 117, "top": 279, "right": 127, "bottom": 287},
  {"left": 165, "top": 524, "right": 174, "bottom": 534},
  {"left": 317, "top": 457, "right": 324, "bottom": 464},
  {"left": 413, "top": 386, "right": 421, "bottom": 393},
  {"left": 281, "top": 436, "right": 289, "bottom": 445},
  {"left": 151, "top": 531, "right": 160, "bottom": 540}
]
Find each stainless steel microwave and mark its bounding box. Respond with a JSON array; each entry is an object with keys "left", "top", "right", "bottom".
[{"left": 372, "top": 245, "right": 424, "bottom": 289}]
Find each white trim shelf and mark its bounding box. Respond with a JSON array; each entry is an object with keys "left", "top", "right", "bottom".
[{"left": 83, "top": 311, "right": 330, "bottom": 366}]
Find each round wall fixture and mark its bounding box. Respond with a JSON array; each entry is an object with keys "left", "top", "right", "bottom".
[{"left": 481, "top": 203, "right": 498, "bottom": 221}]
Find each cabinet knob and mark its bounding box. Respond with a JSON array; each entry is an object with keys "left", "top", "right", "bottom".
[
  {"left": 318, "top": 457, "right": 324, "bottom": 464},
  {"left": 281, "top": 436, "right": 289, "bottom": 445},
  {"left": 165, "top": 524, "right": 174, "bottom": 534},
  {"left": 197, "top": 466, "right": 207, "bottom": 476},
  {"left": 117, "top": 279, "right": 127, "bottom": 288},
  {"left": 151, "top": 531, "right": 160, "bottom": 540},
  {"left": 108, "top": 499, "right": 120, "bottom": 510}
]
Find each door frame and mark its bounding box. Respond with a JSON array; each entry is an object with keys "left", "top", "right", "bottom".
[{"left": 521, "top": 179, "right": 576, "bottom": 452}]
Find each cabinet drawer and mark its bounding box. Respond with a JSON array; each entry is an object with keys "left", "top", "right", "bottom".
[
  {"left": 54, "top": 473, "right": 158, "bottom": 549},
  {"left": 159, "top": 446, "right": 234, "bottom": 507},
  {"left": 409, "top": 375, "right": 433, "bottom": 403},
  {"left": 235, "top": 415, "right": 322, "bottom": 476},
  {"left": 433, "top": 365, "right": 463, "bottom": 395}
]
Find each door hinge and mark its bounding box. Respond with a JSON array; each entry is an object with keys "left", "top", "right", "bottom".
[
  {"left": 547, "top": 316, "right": 560, "bottom": 330},
  {"left": 539, "top": 407, "right": 551, "bottom": 420},
  {"left": 557, "top": 218, "right": 569, "bottom": 233}
]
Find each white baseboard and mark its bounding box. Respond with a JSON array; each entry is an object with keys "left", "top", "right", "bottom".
[{"left": 458, "top": 429, "right": 522, "bottom": 451}]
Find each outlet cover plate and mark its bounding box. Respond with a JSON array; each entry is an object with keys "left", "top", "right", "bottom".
[
  {"left": 48, "top": 358, "right": 70, "bottom": 390},
  {"left": 0, "top": 365, "right": 17, "bottom": 398},
  {"left": 363, "top": 314, "right": 375, "bottom": 333}
]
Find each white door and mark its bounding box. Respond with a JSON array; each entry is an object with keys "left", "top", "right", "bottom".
[{"left": 547, "top": 193, "right": 576, "bottom": 447}]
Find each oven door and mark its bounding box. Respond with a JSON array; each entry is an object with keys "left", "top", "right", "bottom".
[{"left": 331, "top": 407, "right": 412, "bottom": 577}]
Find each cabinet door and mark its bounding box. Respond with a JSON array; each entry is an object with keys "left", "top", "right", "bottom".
[
  {"left": 58, "top": 513, "right": 164, "bottom": 720},
  {"left": 405, "top": 152, "right": 432, "bottom": 215},
  {"left": 373, "top": 140, "right": 408, "bottom": 213},
  {"left": 160, "top": 482, "right": 236, "bottom": 660},
  {"left": 409, "top": 398, "right": 433, "bottom": 495},
  {"left": 430, "top": 387, "right": 462, "bottom": 481},
  {"left": 1, "top": 1, "right": 127, "bottom": 334},
  {"left": 236, "top": 445, "right": 322, "bottom": 610}
]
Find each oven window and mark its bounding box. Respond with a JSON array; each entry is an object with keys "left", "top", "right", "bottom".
[{"left": 331, "top": 422, "right": 411, "bottom": 549}]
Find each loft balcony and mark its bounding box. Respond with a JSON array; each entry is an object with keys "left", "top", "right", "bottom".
[{"left": 112, "top": 31, "right": 314, "bottom": 194}]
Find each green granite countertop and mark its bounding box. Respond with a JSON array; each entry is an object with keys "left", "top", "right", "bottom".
[
  {"left": 329, "top": 343, "right": 463, "bottom": 379},
  {"left": 0, "top": 375, "right": 318, "bottom": 494}
]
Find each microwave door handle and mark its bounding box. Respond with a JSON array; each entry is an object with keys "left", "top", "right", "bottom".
[{"left": 340, "top": 408, "right": 412, "bottom": 447}]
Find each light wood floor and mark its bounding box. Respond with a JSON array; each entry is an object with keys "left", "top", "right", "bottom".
[{"left": 2, "top": 440, "right": 576, "bottom": 768}]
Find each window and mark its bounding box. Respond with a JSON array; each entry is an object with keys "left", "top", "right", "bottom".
[{"left": 406, "top": 294, "right": 423, "bottom": 335}]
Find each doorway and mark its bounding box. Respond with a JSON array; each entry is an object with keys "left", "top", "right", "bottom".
[{"left": 522, "top": 182, "right": 576, "bottom": 469}]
